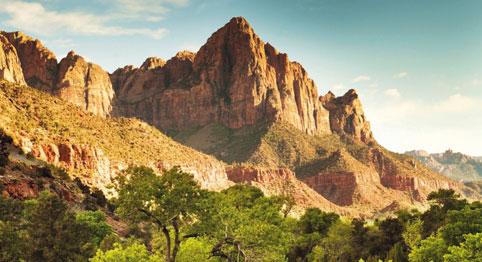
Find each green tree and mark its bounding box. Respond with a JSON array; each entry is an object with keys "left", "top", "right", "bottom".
[
  {"left": 175, "top": 237, "right": 218, "bottom": 262},
  {"left": 23, "top": 191, "right": 104, "bottom": 261},
  {"left": 378, "top": 217, "right": 405, "bottom": 255},
  {"left": 408, "top": 234, "right": 447, "bottom": 262},
  {"left": 439, "top": 206, "right": 482, "bottom": 246},
  {"left": 403, "top": 219, "right": 423, "bottom": 250},
  {"left": 91, "top": 241, "right": 163, "bottom": 262},
  {"left": 443, "top": 233, "right": 482, "bottom": 262},
  {"left": 318, "top": 221, "right": 354, "bottom": 261},
  {"left": 287, "top": 208, "right": 339, "bottom": 260},
  {"left": 115, "top": 166, "right": 204, "bottom": 262},
  {"left": 76, "top": 210, "right": 113, "bottom": 246},
  {"left": 193, "top": 185, "right": 292, "bottom": 261},
  {"left": 427, "top": 189, "right": 466, "bottom": 211},
  {"left": 387, "top": 242, "right": 408, "bottom": 262},
  {"left": 0, "top": 220, "right": 26, "bottom": 261}
]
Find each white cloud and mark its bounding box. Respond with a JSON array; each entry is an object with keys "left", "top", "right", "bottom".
[
  {"left": 352, "top": 75, "right": 371, "bottom": 83},
  {"left": 472, "top": 78, "right": 482, "bottom": 86},
  {"left": 47, "top": 38, "right": 76, "bottom": 49},
  {"left": 432, "top": 94, "right": 477, "bottom": 113},
  {"left": 384, "top": 88, "right": 401, "bottom": 98},
  {"left": 0, "top": 0, "right": 172, "bottom": 39},
  {"left": 332, "top": 83, "right": 347, "bottom": 91},
  {"left": 365, "top": 92, "right": 482, "bottom": 155},
  {"left": 393, "top": 72, "right": 408, "bottom": 79}
]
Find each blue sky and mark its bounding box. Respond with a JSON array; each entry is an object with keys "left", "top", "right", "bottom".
[{"left": 1, "top": 0, "right": 481, "bottom": 155}]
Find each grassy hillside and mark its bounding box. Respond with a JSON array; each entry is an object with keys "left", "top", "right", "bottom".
[
  {"left": 0, "top": 80, "right": 222, "bottom": 168},
  {"left": 172, "top": 119, "right": 442, "bottom": 181}
]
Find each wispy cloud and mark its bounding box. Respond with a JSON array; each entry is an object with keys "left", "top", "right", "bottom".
[
  {"left": 110, "top": 0, "right": 188, "bottom": 21},
  {"left": 432, "top": 94, "right": 477, "bottom": 113},
  {"left": 0, "top": 0, "right": 181, "bottom": 39},
  {"left": 393, "top": 72, "right": 408, "bottom": 79},
  {"left": 384, "top": 88, "right": 401, "bottom": 98},
  {"left": 352, "top": 75, "right": 371, "bottom": 83},
  {"left": 472, "top": 78, "right": 482, "bottom": 86},
  {"left": 332, "top": 83, "right": 347, "bottom": 91}
]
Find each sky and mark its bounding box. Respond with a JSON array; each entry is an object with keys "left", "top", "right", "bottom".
[{"left": 1, "top": 0, "right": 481, "bottom": 155}]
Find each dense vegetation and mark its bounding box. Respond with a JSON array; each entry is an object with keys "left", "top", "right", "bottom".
[{"left": 1, "top": 165, "right": 481, "bottom": 262}]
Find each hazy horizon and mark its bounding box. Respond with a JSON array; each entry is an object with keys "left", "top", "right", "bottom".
[{"left": 1, "top": 0, "right": 481, "bottom": 155}]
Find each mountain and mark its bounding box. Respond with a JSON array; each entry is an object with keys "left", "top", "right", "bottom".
[
  {"left": 406, "top": 149, "right": 482, "bottom": 182},
  {"left": 111, "top": 17, "right": 330, "bottom": 136},
  {"left": 0, "top": 31, "right": 114, "bottom": 117},
  {"left": 1, "top": 17, "right": 478, "bottom": 217},
  {"left": 0, "top": 81, "right": 354, "bottom": 215}
]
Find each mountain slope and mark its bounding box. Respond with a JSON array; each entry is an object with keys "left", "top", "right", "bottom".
[
  {"left": 1, "top": 80, "right": 359, "bottom": 216},
  {"left": 0, "top": 80, "right": 231, "bottom": 192}
]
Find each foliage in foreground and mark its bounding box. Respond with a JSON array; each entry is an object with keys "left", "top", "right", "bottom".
[{"left": 1, "top": 166, "right": 481, "bottom": 262}]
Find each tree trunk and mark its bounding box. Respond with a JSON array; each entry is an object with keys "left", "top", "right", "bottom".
[
  {"left": 172, "top": 218, "right": 181, "bottom": 262},
  {"left": 162, "top": 226, "right": 171, "bottom": 262}
]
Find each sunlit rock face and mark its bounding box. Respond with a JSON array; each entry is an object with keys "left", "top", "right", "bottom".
[
  {"left": 0, "top": 34, "right": 25, "bottom": 85},
  {"left": 321, "top": 89, "right": 374, "bottom": 144},
  {"left": 0, "top": 32, "right": 114, "bottom": 117},
  {"left": 56, "top": 51, "right": 114, "bottom": 117},
  {"left": 112, "top": 17, "right": 331, "bottom": 135},
  {"left": 1, "top": 31, "right": 58, "bottom": 92}
]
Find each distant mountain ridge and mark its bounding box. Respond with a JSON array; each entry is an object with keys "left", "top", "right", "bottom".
[{"left": 406, "top": 149, "right": 482, "bottom": 182}]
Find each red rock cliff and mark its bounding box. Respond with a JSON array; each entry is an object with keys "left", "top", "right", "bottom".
[
  {"left": 56, "top": 51, "right": 114, "bottom": 117},
  {"left": 0, "top": 32, "right": 114, "bottom": 117},
  {"left": 112, "top": 17, "right": 331, "bottom": 135},
  {"left": 0, "top": 34, "right": 25, "bottom": 85},
  {"left": 1, "top": 31, "right": 58, "bottom": 92},
  {"left": 321, "top": 89, "right": 374, "bottom": 144}
]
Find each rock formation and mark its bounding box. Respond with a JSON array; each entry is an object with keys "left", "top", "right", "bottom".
[
  {"left": 112, "top": 17, "right": 331, "bottom": 135},
  {"left": 0, "top": 32, "right": 114, "bottom": 117},
  {"left": 226, "top": 166, "right": 355, "bottom": 216},
  {"left": 321, "top": 89, "right": 374, "bottom": 144},
  {"left": 56, "top": 51, "right": 114, "bottom": 117},
  {"left": 0, "top": 34, "right": 25, "bottom": 85},
  {"left": 1, "top": 31, "right": 58, "bottom": 92}
]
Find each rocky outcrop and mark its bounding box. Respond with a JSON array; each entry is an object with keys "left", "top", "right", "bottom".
[
  {"left": 225, "top": 166, "right": 354, "bottom": 216},
  {"left": 11, "top": 123, "right": 233, "bottom": 194},
  {"left": 1, "top": 31, "right": 58, "bottom": 92},
  {"left": 56, "top": 51, "right": 114, "bottom": 117},
  {"left": 302, "top": 171, "right": 357, "bottom": 206},
  {"left": 0, "top": 32, "right": 114, "bottom": 117},
  {"left": 21, "top": 137, "right": 232, "bottom": 194},
  {"left": 112, "top": 17, "right": 331, "bottom": 135},
  {"left": 0, "top": 34, "right": 25, "bottom": 85},
  {"left": 321, "top": 89, "right": 374, "bottom": 144}
]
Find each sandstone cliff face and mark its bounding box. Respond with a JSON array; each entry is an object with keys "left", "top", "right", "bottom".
[
  {"left": 321, "top": 89, "right": 374, "bottom": 144},
  {"left": 1, "top": 31, "right": 58, "bottom": 92},
  {"left": 56, "top": 51, "right": 114, "bottom": 117},
  {"left": 0, "top": 32, "right": 114, "bottom": 117},
  {"left": 225, "top": 166, "right": 354, "bottom": 216},
  {"left": 18, "top": 135, "right": 232, "bottom": 194},
  {"left": 0, "top": 34, "right": 25, "bottom": 85},
  {"left": 113, "top": 17, "right": 331, "bottom": 135}
]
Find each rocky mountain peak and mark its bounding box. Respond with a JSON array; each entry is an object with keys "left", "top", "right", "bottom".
[
  {"left": 140, "top": 57, "right": 166, "bottom": 70},
  {"left": 113, "top": 16, "right": 331, "bottom": 136},
  {"left": 322, "top": 89, "right": 374, "bottom": 144},
  {"left": 56, "top": 51, "right": 114, "bottom": 117},
  {"left": 1, "top": 31, "right": 57, "bottom": 91},
  {"left": 0, "top": 34, "right": 26, "bottom": 85}
]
